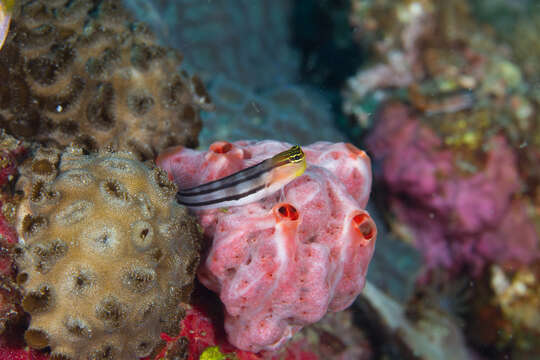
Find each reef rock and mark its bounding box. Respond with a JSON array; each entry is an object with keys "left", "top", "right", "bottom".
[
  {"left": 0, "top": 0, "right": 210, "bottom": 159},
  {"left": 158, "top": 140, "right": 376, "bottom": 352},
  {"left": 14, "top": 147, "right": 201, "bottom": 359}
]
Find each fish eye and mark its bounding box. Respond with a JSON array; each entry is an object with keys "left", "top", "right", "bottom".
[{"left": 290, "top": 154, "right": 302, "bottom": 162}]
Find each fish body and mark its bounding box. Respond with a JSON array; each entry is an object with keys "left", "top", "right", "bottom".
[
  {"left": 0, "top": 0, "right": 14, "bottom": 51},
  {"left": 176, "top": 145, "right": 306, "bottom": 209}
]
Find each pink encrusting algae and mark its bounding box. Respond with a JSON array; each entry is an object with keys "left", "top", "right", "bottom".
[
  {"left": 158, "top": 140, "right": 376, "bottom": 352},
  {"left": 366, "top": 102, "right": 539, "bottom": 275}
]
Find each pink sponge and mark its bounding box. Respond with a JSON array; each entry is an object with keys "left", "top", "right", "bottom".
[{"left": 158, "top": 140, "right": 376, "bottom": 352}]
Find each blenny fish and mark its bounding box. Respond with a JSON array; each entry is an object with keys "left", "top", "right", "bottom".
[
  {"left": 0, "top": 0, "right": 14, "bottom": 51},
  {"left": 176, "top": 145, "right": 306, "bottom": 209}
]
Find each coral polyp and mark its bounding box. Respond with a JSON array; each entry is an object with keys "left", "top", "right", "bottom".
[{"left": 14, "top": 147, "right": 201, "bottom": 359}]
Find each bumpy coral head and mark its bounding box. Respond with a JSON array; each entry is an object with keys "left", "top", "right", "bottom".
[
  {"left": 158, "top": 140, "right": 376, "bottom": 352},
  {"left": 14, "top": 147, "right": 201, "bottom": 359},
  {"left": 0, "top": 0, "right": 210, "bottom": 159}
]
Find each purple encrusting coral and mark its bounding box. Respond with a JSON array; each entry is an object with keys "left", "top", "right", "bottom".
[{"left": 367, "top": 103, "right": 539, "bottom": 275}]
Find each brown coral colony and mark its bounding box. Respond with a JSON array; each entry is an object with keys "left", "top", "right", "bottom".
[
  {"left": 0, "top": 0, "right": 209, "bottom": 159},
  {"left": 0, "top": 0, "right": 209, "bottom": 359}
]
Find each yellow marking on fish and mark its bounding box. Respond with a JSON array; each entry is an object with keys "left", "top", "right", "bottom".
[{"left": 176, "top": 145, "right": 306, "bottom": 209}]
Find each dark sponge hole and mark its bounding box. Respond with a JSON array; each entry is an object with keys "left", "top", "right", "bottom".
[
  {"left": 209, "top": 141, "right": 232, "bottom": 154},
  {"left": 353, "top": 213, "right": 375, "bottom": 240},
  {"left": 277, "top": 204, "right": 299, "bottom": 221}
]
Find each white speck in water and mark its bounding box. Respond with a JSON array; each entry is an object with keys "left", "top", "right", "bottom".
[
  {"left": 519, "top": 141, "right": 528, "bottom": 148},
  {"left": 250, "top": 101, "right": 261, "bottom": 113},
  {"left": 56, "top": 105, "right": 63, "bottom": 112}
]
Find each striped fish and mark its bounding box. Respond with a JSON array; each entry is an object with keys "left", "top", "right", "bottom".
[{"left": 176, "top": 145, "right": 306, "bottom": 210}]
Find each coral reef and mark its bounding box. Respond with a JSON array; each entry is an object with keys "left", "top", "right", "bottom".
[
  {"left": 490, "top": 264, "right": 540, "bottom": 356},
  {"left": 122, "top": 0, "right": 346, "bottom": 149},
  {"left": 153, "top": 286, "right": 371, "bottom": 360},
  {"left": 366, "top": 102, "right": 539, "bottom": 274},
  {"left": 345, "top": 0, "right": 540, "bottom": 167},
  {"left": 465, "top": 263, "right": 540, "bottom": 359},
  {"left": 158, "top": 140, "right": 376, "bottom": 352},
  {"left": 0, "top": 131, "right": 28, "bottom": 344},
  {"left": 0, "top": 129, "right": 24, "bottom": 190},
  {"left": 344, "top": 0, "right": 540, "bottom": 276},
  {"left": 14, "top": 147, "right": 201, "bottom": 359},
  {"left": 341, "top": 1, "right": 540, "bottom": 358},
  {"left": 0, "top": 0, "right": 209, "bottom": 159}
]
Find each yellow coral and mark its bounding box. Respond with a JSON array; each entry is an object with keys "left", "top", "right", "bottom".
[
  {"left": 15, "top": 147, "right": 200, "bottom": 359},
  {"left": 491, "top": 265, "right": 540, "bottom": 331},
  {"left": 200, "top": 346, "right": 235, "bottom": 360}
]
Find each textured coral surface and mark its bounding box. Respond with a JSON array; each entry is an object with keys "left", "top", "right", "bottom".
[
  {"left": 158, "top": 140, "right": 376, "bottom": 352},
  {"left": 0, "top": 0, "right": 209, "bottom": 159},
  {"left": 14, "top": 147, "right": 200, "bottom": 359}
]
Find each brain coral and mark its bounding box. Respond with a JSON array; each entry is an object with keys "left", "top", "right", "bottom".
[
  {"left": 158, "top": 140, "right": 376, "bottom": 352},
  {"left": 14, "top": 147, "right": 201, "bottom": 359},
  {"left": 0, "top": 0, "right": 211, "bottom": 159}
]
